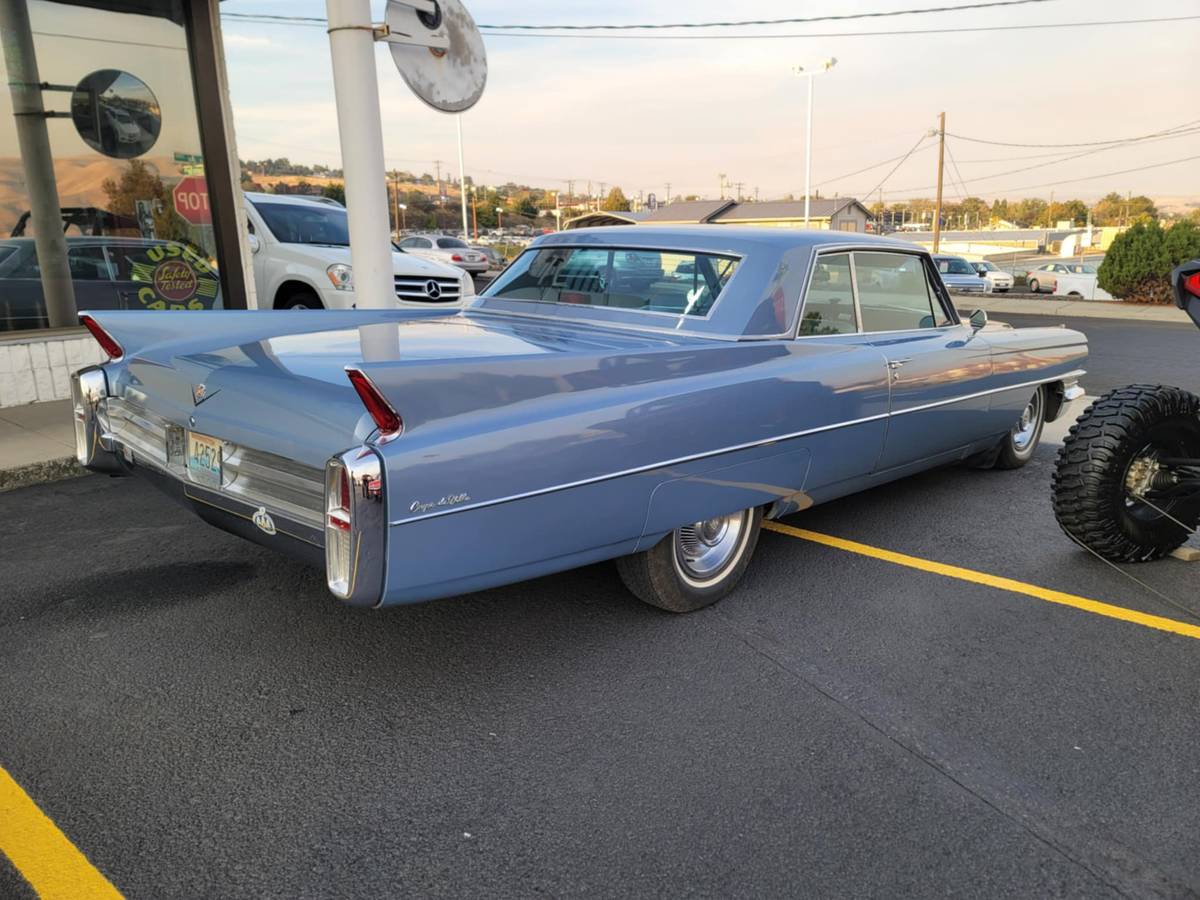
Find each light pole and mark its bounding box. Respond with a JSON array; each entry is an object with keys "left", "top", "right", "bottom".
[
  {"left": 793, "top": 57, "right": 837, "bottom": 230},
  {"left": 456, "top": 114, "right": 469, "bottom": 237},
  {"left": 398, "top": 203, "right": 406, "bottom": 231},
  {"left": 496, "top": 207, "right": 504, "bottom": 230}
]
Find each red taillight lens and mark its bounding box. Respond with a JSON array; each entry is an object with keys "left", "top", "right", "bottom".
[
  {"left": 451, "top": 254, "right": 464, "bottom": 262},
  {"left": 80, "top": 314, "right": 123, "bottom": 360},
  {"left": 1185, "top": 272, "right": 1200, "bottom": 298},
  {"left": 339, "top": 466, "right": 351, "bottom": 510},
  {"left": 346, "top": 367, "right": 403, "bottom": 438}
]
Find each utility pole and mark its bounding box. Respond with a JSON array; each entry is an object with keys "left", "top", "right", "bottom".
[
  {"left": 567, "top": 180, "right": 574, "bottom": 207},
  {"left": 718, "top": 173, "right": 726, "bottom": 200},
  {"left": 598, "top": 182, "right": 606, "bottom": 209},
  {"left": 0, "top": 0, "right": 76, "bottom": 326},
  {"left": 665, "top": 182, "right": 671, "bottom": 204},
  {"left": 390, "top": 170, "right": 401, "bottom": 237},
  {"left": 734, "top": 181, "right": 744, "bottom": 202},
  {"left": 754, "top": 186, "right": 759, "bottom": 203},
  {"left": 434, "top": 159, "right": 443, "bottom": 204},
  {"left": 932, "top": 111, "right": 946, "bottom": 253}
]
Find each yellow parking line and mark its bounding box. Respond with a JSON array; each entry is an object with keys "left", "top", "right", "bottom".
[
  {"left": 0, "top": 765, "right": 122, "bottom": 899},
  {"left": 763, "top": 521, "right": 1200, "bottom": 641}
]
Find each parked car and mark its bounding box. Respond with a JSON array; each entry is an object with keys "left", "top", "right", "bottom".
[
  {"left": 396, "top": 233, "right": 489, "bottom": 274},
  {"left": 1025, "top": 262, "right": 1073, "bottom": 293},
  {"left": 969, "top": 260, "right": 1014, "bottom": 292},
  {"left": 244, "top": 193, "right": 472, "bottom": 309},
  {"left": 932, "top": 254, "right": 987, "bottom": 293},
  {"left": 72, "top": 228, "right": 1086, "bottom": 613},
  {"left": 0, "top": 236, "right": 223, "bottom": 332},
  {"left": 472, "top": 246, "right": 506, "bottom": 270},
  {"left": 1053, "top": 271, "right": 1114, "bottom": 301}
]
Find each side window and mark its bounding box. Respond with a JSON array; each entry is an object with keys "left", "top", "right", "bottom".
[
  {"left": 856, "top": 252, "right": 945, "bottom": 333},
  {"left": 417, "top": 238, "right": 433, "bottom": 249},
  {"left": 399, "top": 237, "right": 417, "bottom": 248},
  {"left": 800, "top": 253, "right": 856, "bottom": 336},
  {"left": 67, "top": 246, "right": 112, "bottom": 281}
]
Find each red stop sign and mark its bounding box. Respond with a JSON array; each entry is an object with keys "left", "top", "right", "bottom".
[{"left": 172, "top": 176, "right": 211, "bottom": 226}]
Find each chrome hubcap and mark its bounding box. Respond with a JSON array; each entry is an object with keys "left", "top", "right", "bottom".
[
  {"left": 1011, "top": 390, "right": 1042, "bottom": 450},
  {"left": 675, "top": 511, "right": 747, "bottom": 584}
]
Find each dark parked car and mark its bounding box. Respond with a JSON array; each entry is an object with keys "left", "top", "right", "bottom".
[{"left": 0, "top": 236, "right": 222, "bottom": 331}]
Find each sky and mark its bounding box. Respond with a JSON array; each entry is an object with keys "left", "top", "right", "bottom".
[{"left": 220, "top": 0, "right": 1200, "bottom": 204}]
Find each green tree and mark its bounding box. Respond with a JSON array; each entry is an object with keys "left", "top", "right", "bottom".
[
  {"left": 1011, "top": 198, "right": 1048, "bottom": 227},
  {"left": 1048, "top": 199, "right": 1087, "bottom": 226},
  {"left": 101, "top": 159, "right": 188, "bottom": 242},
  {"left": 958, "top": 196, "right": 990, "bottom": 227},
  {"left": 600, "top": 187, "right": 630, "bottom": 211},
  {"left": 321, "top": 182, "right": 345, "bottom": 205},
  {"left": 1092, "top": 192, "right": 1158, "bottom": 226},
  {"left": 1097, "top": 220, "right": 1200, "bottom": 302},
  {"left": 514, "top": 196, "right": 538, "bottom": 218}
]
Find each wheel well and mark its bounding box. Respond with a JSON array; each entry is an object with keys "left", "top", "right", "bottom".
[{"left": 274, "top": 280, "right": 321, "bottom": 309}]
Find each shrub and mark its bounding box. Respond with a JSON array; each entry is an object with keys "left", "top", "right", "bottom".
[{"left": 1099, "top": 221, "right": 1200, "bottom": 303}]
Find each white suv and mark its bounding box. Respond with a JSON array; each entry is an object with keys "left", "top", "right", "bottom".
[{"left": 243, "top": 193, "right": 474, "bottom": 310}]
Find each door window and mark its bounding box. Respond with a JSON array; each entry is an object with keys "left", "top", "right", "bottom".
[
  {"left": 800, "top": 253, "right": 856, "bottom": 335},
  {"left": 856, "top": 251, "right": 948, "bottom": 332}
]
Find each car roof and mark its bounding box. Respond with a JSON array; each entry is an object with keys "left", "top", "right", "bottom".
[
  {"left": 244, "top": 191, "right": 343, "bottom": 208},
  {"left": 536, "top": 225, "right": 921, "bottom": 255}
]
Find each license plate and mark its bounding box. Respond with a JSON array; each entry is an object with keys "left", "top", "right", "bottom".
[{"left": 186, "top": 431, "right": 223, "bottom": 488}]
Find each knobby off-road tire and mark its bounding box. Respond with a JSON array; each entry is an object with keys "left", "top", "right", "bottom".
[
  {"left": 1052, "top": 384, "right": 1200, "bottom": 562},
  {"left": 616, "top": 507, "right": 763, "bottom": 613}
]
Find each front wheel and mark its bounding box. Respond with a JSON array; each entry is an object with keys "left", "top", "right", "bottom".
[
  {"left": 616, "top": 507, "right": 763, "bottom": 612},
  {"left": 1053, "top": 385, "right": 1200, "bottom": 561},
  {"left": 995, "top": 385, "right": 1047, "bottom": 469}
]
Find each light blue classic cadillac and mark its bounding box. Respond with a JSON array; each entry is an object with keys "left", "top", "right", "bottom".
[{"left": 73, "top": 227, "right": 1087, "bottom": 612}]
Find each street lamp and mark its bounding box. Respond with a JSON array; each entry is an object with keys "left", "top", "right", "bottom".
[
  {"left": 496, "top": 206, "right": 503, "bottom": 230},
  {"left": 793, "top": 57, "right": 837, "bottom": 229},
  {"left": 398, "top": 202, "right": 406, "bottom": 231}
]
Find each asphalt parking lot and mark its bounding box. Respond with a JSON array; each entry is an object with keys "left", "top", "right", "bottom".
[{"left": 2, "top": 316, "right": 1199, "bottom": 899}]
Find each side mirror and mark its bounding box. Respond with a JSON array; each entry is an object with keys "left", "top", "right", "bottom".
[
  {"left": 968, "top": 308, "right": 988, "bottom": 330},
  {"left": 247, "top": 232, "right": 260, "bottom": 254}
]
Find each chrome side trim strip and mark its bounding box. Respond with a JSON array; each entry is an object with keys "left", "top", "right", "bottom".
[{"left": 388, "top": 369, "right": 1086, "bottom": 527}]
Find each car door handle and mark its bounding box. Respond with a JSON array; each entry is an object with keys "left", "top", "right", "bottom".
[{"left": 887, "top": 358, "right": 911, "bottom": 370}]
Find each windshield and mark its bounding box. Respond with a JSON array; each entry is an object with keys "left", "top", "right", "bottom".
[
  {"left": 252, "top": 201, "right": 350, "bottom": 246},
  {"left": 976, "top": 261, "right": 997, "bottom": 272},
  {"left": 937, "top": 258, "right": 974, "bottom": 275}
]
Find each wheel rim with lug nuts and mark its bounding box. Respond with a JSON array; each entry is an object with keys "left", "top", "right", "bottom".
[
  {"left": 674, "top": 510, "right": 748, "bottom": 587},
  {"left": 1012, "top": 389, "right": 1043, "bottom": 451}
]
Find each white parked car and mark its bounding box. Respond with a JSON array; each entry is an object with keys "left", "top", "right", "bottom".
[
  {"left": 243, "top": 193, "right": 473, "bottom": 310},
  {"left": 397, "top": 233, "right": 489, "bottom": 274},
  {"left": 970, "top": 260, "right": 1014, "bottom": 293}
]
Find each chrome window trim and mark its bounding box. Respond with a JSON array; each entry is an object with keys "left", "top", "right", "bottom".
[
  {"left": 389, "top": 368, "right": 1086, "bottom": 527},
  {"left": 479, "top": 243, "right": 746, "bottom": 324}
]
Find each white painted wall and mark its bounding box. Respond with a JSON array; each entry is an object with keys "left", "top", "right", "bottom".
[{"left": 0, "top": 333, "right": 105, "bottom": 407}]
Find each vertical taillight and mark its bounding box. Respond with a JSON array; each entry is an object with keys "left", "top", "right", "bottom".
[
  {"left": 345, "top": 367, "right": 403, "bottom": 440},
  {"left": 79, "top": 313, "right": 124, "bottom": 361},
  {"left": 1185, "top": 272, "right": 1200, "bottom": 298},
  {"left": 324, "top": 448, "right": 385, "bottom": 605}
]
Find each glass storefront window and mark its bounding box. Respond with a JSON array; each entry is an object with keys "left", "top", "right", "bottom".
[{"left": 0, "top": 0, "right": 226, "bottom": 332}]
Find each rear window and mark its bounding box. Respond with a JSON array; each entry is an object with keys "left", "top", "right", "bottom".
[
  {"left": 936, "top": 257, "right": 974, "bottom": 275},
  {"left": 436, "top": 237, "right": 468, "bottom": 249},
  {"left": 484, "top": 246, "right": 740, "bottom": 318}
]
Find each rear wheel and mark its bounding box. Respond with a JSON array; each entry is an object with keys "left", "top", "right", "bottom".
[
  {"left": 1053, "top": 385, "right": 1200, "bottom": 561},
  {"left": 616, "top": 507, "right": 763, "bottom": 613}
]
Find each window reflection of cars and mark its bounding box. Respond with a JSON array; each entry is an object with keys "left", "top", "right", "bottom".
[
  {"left": 932, "top": 254, "right": 987, "bottom": 293},
  {"left": 0, "top": 236, "right": 222, "bottom": 332},
  {"left": 102, "top": 104, "right": 141, "bottom": 144}
]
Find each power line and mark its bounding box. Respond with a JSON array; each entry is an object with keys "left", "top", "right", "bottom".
[
  {"left": 944, "top": 142, "right": 969, "bottom": 200},
  {"left": 218, "top": 13, "right": 1200, "bottom": 39},
  {"left": 469, "top": 15, "right": 1200, "bottom": 40},
  {"left": 946, "top": 118, "right": 1200, "bottom": 149},
  {"left": 814, "top": 143, "right": 935, "bottom": 188},
  {"left": 474, "top": 0, "right": 1061, "bottom": 30},
  {"left": 860, "top": 133, "right": 932, "bottom": 201}
]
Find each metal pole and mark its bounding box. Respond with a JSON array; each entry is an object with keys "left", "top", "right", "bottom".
[
  {"left": 804, "top": 73, "right": 813, "bottom": 229},
  {"left": 326, "top": 0, "right": 393, "bottom": 309},
  {"left": 0, "top": 0, "right": 76, "bottom": 327},
  {"left": 932, "top": 111, "right": 946, "bottom": 253},
  {"left": 456, "top": 114, "right": 469, "bottom": 237},
  {"left": 391, "top": 171, "right": 400, "bottom": 238}
]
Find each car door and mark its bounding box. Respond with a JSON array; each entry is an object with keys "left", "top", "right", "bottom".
[{"left": 850, "top": 250, "right": 994, "bottom": 471}]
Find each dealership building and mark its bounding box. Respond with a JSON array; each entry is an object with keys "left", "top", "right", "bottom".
[{"left": 0, "top": 0, "right": 252, "bottom": 407}]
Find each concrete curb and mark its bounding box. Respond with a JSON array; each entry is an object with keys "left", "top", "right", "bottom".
[
  {"left": 959, "top": 294, "right": 1189, "bottom": 323},
  {"left": 0, "top": 456, "right": 89, "bottom": 493}
]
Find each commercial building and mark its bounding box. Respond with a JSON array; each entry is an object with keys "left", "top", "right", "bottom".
[{"left": 0, "top": 0, "right": 251, "bottom": 407}]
